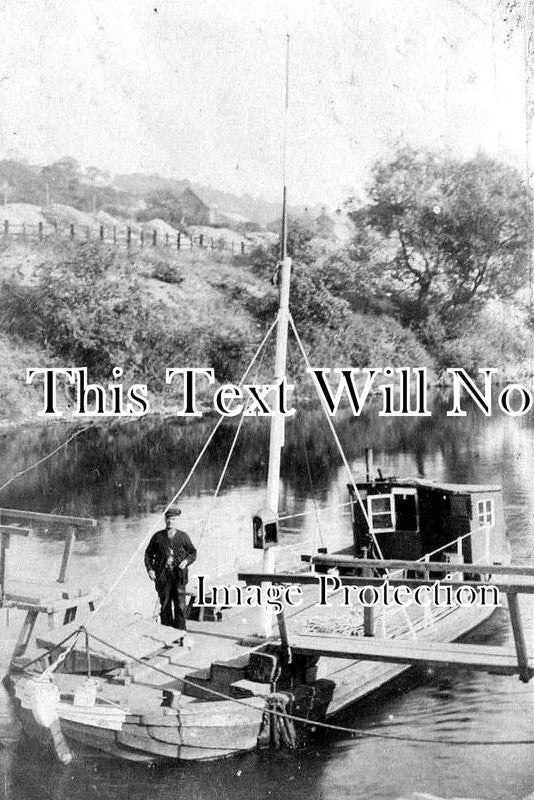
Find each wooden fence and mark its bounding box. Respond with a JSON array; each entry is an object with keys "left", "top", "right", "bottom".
[{"left": 1, "top": 219, "right": 249, "bottom": 254}]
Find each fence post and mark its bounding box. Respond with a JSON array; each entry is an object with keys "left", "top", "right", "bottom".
[
  {"left": 126, "top": 226, "right": 131, "bottom": 247},
  {"left": 165, "top": 232, "right": 169, "bottom": 247},
  {"left": 177, "top": 232, "right": 181, "bottom": 249},
  {"left": 3, "top": 220, "right": 8, "bottom": 237},
  {"left": 70, "top": 223, "right": 75, "bottom": 239},
  {"left": 85, "top": 226, "right": 90, "bottom": 239},
  {"left": 21, "top": 222, "right": 26, "bottom": 240},
  {"left": 38, "top": 221, "right": 43, "bottom": 241},
  {"left": 199, "top": 234, "right": 204, "bottom": 248},
  {"left": 190, "top": 235, "right": 193, "bottom": 250},
  {"left": 53, "top": 220, "right": 58, "bottom": 237},
  {"left": 140, "top": 230, "right": 144, "bottom": 248},
  {"left": 113, "top": 226, "right": 117, "bottom": 244},
  {"left": 241, "top": 241, "right": 245, "bottom": 254},
  {"left": 152, "top": 229, "right": 157, "bottom": 247},
  {"left": 100, "top": 224, "right": 104, "bottom": 241},
  {"left": 211, "top": 237, "right": 214, "bottom": 249}
]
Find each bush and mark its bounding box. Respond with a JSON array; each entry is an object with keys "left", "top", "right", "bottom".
[{"left": 151, "top": 262, "right": 184, "bottom": 284}]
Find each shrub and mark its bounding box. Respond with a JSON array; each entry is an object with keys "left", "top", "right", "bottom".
[{"left": 151, "top": 262, "right": 184, "bottom": 284}]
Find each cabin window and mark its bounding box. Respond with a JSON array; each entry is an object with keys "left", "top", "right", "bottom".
[
  {"left": 477, "top": 498, "right": 494, "bottom": 527},
  {"left": 368, "top": 494, "right": 395, "bottom": 532}
]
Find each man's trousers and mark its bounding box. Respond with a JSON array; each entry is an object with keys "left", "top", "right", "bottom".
[{"left": 155, "top": 574, "right": 187, "bottom": 630}]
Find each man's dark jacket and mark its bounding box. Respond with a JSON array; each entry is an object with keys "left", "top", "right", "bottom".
[{"left": 144, "top": 529, "right": 197, "bottom": 587}]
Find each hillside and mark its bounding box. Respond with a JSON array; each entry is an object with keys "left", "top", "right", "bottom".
[
  {"left": 0, "top": 201, "right": 435, "bottom": 424},
  {"left": 114, "top": 173, "right": 303, "bottom": 227},
  {"left": 0, "top": 156, "right": 300, "bottom": 228}
]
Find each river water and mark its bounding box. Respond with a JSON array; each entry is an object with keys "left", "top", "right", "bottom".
[{"left": 0, "top": 398, "right": 533, "bottom": 800}]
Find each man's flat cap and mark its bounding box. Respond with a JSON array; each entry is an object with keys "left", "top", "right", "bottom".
[{"left": 165, "top": 507, "right": 181, "bottom": 519}]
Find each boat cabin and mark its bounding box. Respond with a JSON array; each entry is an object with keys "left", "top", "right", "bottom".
[{"left": 347, "top": 479, "right": 509, "bottom": 566}]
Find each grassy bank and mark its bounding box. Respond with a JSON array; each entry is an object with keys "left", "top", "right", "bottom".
[{"left": 0, "top": 235, "right": 437, "bottom": 423}]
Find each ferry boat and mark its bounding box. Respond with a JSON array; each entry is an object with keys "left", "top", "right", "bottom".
[
  {"left": 1, "top": 462, "right": 526, "bottom": 764},
  {"left": 3, "top": 235, "right": 531, "bottom": 762},
  {"left": 2, "top": 41, "right": 533, "bottom": 766}
]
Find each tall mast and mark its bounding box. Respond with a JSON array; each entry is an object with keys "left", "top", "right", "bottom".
[{"left": 261, "top": 34, "right": 292, "bottom": 637}]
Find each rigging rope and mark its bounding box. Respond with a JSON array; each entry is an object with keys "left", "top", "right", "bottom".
[
  {"left": 0, "top": 423, "right": 97, "bottom": 494},
  {"left": 287, "top": 314, "right": 382, "bottom": 557},
  {"left": 300, "top": 429, "right": 326, "bottom": 549},
  {"left": 197, "top": 406, "right": 248, "bottom": 570},
  {"left": 92, "top": 318, "right": 278, "bottom": 614}
]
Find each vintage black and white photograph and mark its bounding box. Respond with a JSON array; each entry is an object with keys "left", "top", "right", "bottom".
[{"left": 1, "top": 1, "right": 534, "bottom": 798}]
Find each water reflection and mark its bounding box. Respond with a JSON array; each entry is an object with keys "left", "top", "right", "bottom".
[{"left": 1, "top": 397, "right": 534, "bottom": 799}]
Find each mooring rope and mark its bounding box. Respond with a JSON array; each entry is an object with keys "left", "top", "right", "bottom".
[{"left": 75, "top": 627, "right": 534, "bottom": 747}]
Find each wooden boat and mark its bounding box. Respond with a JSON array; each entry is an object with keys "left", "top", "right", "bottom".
[
  {"left": 4, "top": 349, "right": 532, "bottom": 764},
  {"left": 3, "top": 43, "right": 534, "bottom": 764}
]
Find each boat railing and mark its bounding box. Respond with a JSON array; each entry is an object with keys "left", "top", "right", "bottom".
[{"left": 297, "top": 520, "right": 514, "bottom": 640}]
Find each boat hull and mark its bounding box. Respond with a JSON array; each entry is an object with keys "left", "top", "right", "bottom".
[
  {"left": 6, "top": 602, "right": 498, "bottom": 762},
  {"left": 7, "top": 675, "right": 265, "bottom": 762}
]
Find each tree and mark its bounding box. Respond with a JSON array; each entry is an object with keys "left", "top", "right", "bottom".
[
  {"left": 347, "top": 146, "right": 530, "bottom": 330},
  {"left": 41, "top": 157, "right": 81, "bottom": 205}
]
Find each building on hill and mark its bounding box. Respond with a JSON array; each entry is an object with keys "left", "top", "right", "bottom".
[{"left": 177, "top": 187, "right": 219, "bottom": 225}]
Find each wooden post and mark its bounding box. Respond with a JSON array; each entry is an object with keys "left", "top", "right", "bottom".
[
  {"left": 38, "top": 221, "right": 43, "bottom": 241},
  {"left": 21, "top": 222, "right": 26, "bottom": 240},
  {"left": 165, "top": 232, "right": 169, "bottom": 247},
  {"left": 113, "top": 225, "right": 117, "bottom": 244},
  {"left": 363, "top": 561, "right": 375, "bottom": 636},
  {"left": 3, "top": 220, "right": 8, "bottom": 237},
  {"left": 70, "top": 223, "right": 75, "bottom": 239},
  {"left": 126, "top": 226, "right": 131, "bottom": 247},
  {"left": 152, "top": 229, "right": 157, "bottom": 247},
  {"left": 0, "top": 524, "right": 32, "bottom": 607},
  {"left": 508, "top": 592, "right": 530, "bottom": 682},
  {"left": 190, "top": 235, "right": 193, "bottom": 250},
  {"left": 199, "top": 234, "right": 204, "bottom": 248},
  {"left": 100, "top": 224, "right": 104, "bottom": 241},
  {"left": 53, "top": 220, "right": 58, "bottom": 237},
  {"left": 85, "top": 225, "right": 90, "bottom": 239},
  {"left": 177, "top": 232, "right": 181, "bottom": 249},
  {"left": 241, "top": 241, "right": 245, "bottom": 254},
  {"left": 140, "top": 230, "right": 144, "bottom": 248},
  {"left": 0, "top": 530, "right": 8, "bottom": 607},
  {"left": 58, "top": 527, "right": 76, "bottom": 584},
  {"left": 276, "top": 607, "right": 292, "bottom": 681}
]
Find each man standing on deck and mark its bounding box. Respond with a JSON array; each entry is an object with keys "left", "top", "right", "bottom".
[{"left": 144, "top": 508, "right": 197, "bottom": 630}]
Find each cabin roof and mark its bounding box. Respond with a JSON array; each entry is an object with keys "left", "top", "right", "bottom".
[
  {"left": 354, "top": 478, "right": 502, "bottom": 495},
  {"left": 404, "top": 478, "right": 502, "bottom": 495}
]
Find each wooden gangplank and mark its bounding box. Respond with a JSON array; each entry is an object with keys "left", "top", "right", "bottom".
[
  {"left": 283, "top": 633, "right": 534, "bottom": 678},
  {"left": 301, "top": 555, "right": 534, "bottom": 578},
  {"left": 239, "top": 567, "right": 534, "bottom": 683},
  {"left": 239, "top": 571, "right": 534, "bottom": 595}
]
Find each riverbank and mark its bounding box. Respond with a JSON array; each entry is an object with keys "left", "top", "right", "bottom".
[{"left": 1, "top": 233, "right": 533, "bottom": 427}]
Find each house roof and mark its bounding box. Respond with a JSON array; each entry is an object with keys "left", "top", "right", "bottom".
[{"left": 179, "top": 186, "right": 212, "bottom": 209}]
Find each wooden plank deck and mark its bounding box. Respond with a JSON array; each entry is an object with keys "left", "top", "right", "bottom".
[{"left": 283, "top": 630, "right": 534, "bottom": 677}]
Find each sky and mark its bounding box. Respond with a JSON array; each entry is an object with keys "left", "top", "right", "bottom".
[{"left": 0, "top": 0, "right": 529, "bottom": 206}]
